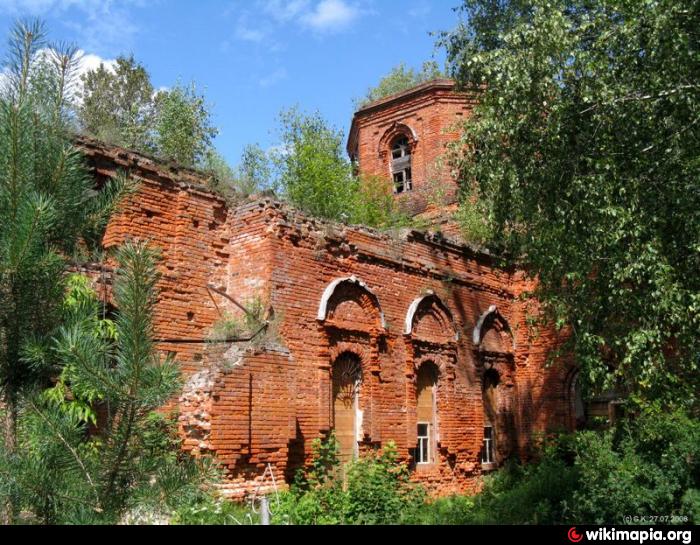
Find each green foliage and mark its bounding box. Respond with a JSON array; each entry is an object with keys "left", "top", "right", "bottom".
[
  {"left": 453, "top": 192, "right": 492, "bottom": 246},
  {"left": 208, "top": 295, "right": 267, "bottom": 343},
  {"left": 571, "top": 410, "right": 700, "bottom": 524},
  {"left": 355, "top": 61, "right": 445, "bottom": 109},
  {"left": 301, "top": 432, "right": 341, "bottom": 488},
  {"left": 79, "top": 56, "right": 220, "bottom": 170},
  {"left": 273, "top": 435, "right": 425, "bottom": 525},
  {"left": 203, "top": 144, "right": 273, "bottom": 200},
  {"left": 404, "top": 411, "right": 700, "bottom": 525},
  {"left": 681, "top": 489, "right": 700, "bottom": 523},
  {"left": 344, "top": 442, "right": 426, "bottom": 524},
  {"left": 441, "top": 0, "right": 700, "bottom": 408},
  {"left": 154, "top": 82, "right": 218, "bottom": 166},
  {"left": 273, "top": 107, "right": 413, "bottom": 229},
  {"left": 235, "top": 143, "right": 273, "bottom": 196},
  {"left": 0, "top": 241, "right": 215, "bottom": 524},
  {"left": 172, "top": 493, "right": 258, "bottom": 525},
  {"left": 201, "top": 148, "right": 236, "bottom": 194},
  {"left": 273, "top": 107, "right": 357, "bottom": 221},
  {"left": 350, "top": 174, "right": 413, "bottom": 230},
  {"left": 79, "top": 55, "right": 155, "bottom": 152},
  {"left": 0, "top": 20, "right": 130, "bottom": 523},
  {"left": 406, "top": 494, "right": 475, "bottom": 525}
]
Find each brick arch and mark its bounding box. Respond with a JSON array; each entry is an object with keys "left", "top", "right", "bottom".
[
  {"left": 378, "top": 122, "right": 419, "bottom": 158},
  {"left": 328, "top": 342, "right": 372, "bottom": 374},
  {"left": 317, "top": 276, "right": 385, "bottom": 330},
  {"left": 473, "top": 305, "right": 514, "bottom": 354},
  {"left": 412, "top": 350, "right": 454, "bottom": 378},
  {"left": 405, "top": 291, "right": 458, "bottom": 342},
  {"left": 330, "top": 350, "right": 363, "bottom": 396}
]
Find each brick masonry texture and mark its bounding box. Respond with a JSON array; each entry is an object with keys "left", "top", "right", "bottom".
[
  {"left": 73, "top": 84, "right": 576, "bottom": 499},
  {"left": 348, "top": 79, "right": 476, "bottom": 226}
]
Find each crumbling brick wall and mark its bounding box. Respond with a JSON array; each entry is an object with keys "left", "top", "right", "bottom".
[{"left": 79, "top": 138, "right": 575, "bottom": 499}]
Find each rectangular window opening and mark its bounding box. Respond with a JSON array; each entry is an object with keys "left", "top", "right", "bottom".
[
  {"left": 482, "top": 425, "right": 495, "bottom": 465},
  {"left": 393, "top": 168, "right": 412, "bottom": 194},
  {"left": 416, "top": 422, "right": 430, "bottom": 464}
]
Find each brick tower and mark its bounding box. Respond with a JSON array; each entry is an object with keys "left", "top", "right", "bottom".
[{"left": 347, "top": 79, "right": 476, "bottom": 233}]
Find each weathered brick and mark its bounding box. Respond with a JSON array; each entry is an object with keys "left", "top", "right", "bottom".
[{"left": 73, "top": 87, "right": 575, "bottom": 499}]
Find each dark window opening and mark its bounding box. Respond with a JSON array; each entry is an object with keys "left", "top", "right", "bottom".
[
  {"left": 391, "top": 136, "right": 412, "bottom": 193},
  {"left": 482, "top": 426, "right": 495, "bottom": 465}
]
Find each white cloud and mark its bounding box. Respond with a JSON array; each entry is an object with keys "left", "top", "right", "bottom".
[
  {"left": 266, "top": 142, "right": 290, "bottom": 158},
  {"left": 236, "top": 25, "right": 266, "bottom": 43},
  {"left": 77, "top": 50, "right": 116, "bottom": 76},
  {"left": 261, "top": 0, "right": 310, "bottom": 23},
  {"left": 72, "top": 50, "right": 116, "bottom": 104},
  {"left": 234, "top": 13, "right": 267, "bottom": 43},
  {"left": 258, "top": 67, "right": 287, "bottom": 88},
  {"left": 408, "top": 1, "right": 431, "bottom": 19},
  {"left": 246, "top": 0, "right": 361, "bottom": 38},
  {"left": 0, "top": 0, "right": 82, "bottom": 14},
  {"left": 300, "top": 0, "right": 359, "bottom": 32},
  {"left": 0, "top": 46, "right": 115, "bottom": 103},
  {"left": 0, "top": 0, "right": 143, "bottom": 55}
]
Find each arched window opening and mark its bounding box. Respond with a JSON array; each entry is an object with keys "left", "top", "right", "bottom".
[
  {"left": 571, "top": 371, "right": 586, "bottom": 428},
  {"left": 391, "top": 136, "right": 412, "bottom": 194},
  {"left": 332, "top": 353, "right": 362, "bottom": 464},
  {"left": 415, "top": 363, "right": 438, "bottom": 464},
  {"left": 481, "top": 369, "right": 499, "bottom": 467}
]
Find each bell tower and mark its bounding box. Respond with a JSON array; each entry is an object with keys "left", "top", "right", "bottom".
[{"left": 347, "top": 79, "right": 476, "bottom": 233}]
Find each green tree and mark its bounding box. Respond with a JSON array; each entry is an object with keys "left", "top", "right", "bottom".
[
  {"left": 79, "top": 58, "right": 218, "bottom": 169},
  {"left": 441, "top": 0, "right": 700, "bottom": 408},
  {"left": 0, "top": 242, "right": 211, "bottom": 524},
  {"left": 201, "top": 148, "right": 236, "bottom": 194},
  {"left": 154, "top": 81, "right": 218, "bottom": 166},
  {"left": 235, "top": 143, "right": 272, "bottom": 196},
  {"left": 201, "top": 144, "right": 271, "bottom": 199},
  {"left": 0, "top": 19, "right": 128, "bottom": 523},
  {"left": 273, "top": 107, "right": 357, "bottom": 221},
  {"left": 272, "top": 107, "right": 411, "bottom": 228},
  {"left": 79, "top": 55, "right": 155, "bottom": 151},
  {"left": 355, "top": 61, "right": 445, "bottom": 109}
]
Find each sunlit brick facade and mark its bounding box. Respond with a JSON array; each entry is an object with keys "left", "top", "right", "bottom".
[{"left": 76, "top": 83, "right": 575, "bottom": 498}]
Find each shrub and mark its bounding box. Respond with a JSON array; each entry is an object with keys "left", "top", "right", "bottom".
[
  {"left": 571, "top": 410, "right": 700, "bottom": 524},
  {"left": 171, "top": 494, "right": 258, "bottom": 525},
  {"left": 272, "top": 435, "right": 425, "bottom": 525},
  {"left": 404, "top": 410, "right": 699, "bottom": 525},
  {"left": 344, "top": 442, "right": 425, "bottom": 524}
]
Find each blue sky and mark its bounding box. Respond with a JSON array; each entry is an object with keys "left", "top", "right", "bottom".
[{"left": 0, "top": 1, "right": 462, "bottom": 166}]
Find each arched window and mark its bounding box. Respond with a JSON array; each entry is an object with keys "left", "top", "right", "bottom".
[
  {"left": 391, "top": 135, "right": 412, "bottom": 194},
  {"left": 481, "top": 369, "right": 499, "bottom": 467},
  {"left": 332, "top": 352, "right": 362, "bottom": 464},
  {"left": 415, "top": 363, "right": 438, "bottom": 464}
]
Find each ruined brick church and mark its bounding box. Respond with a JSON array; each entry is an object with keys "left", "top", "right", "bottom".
[{"left": 78, "top": 79, "right": 577, "bottom": 498}]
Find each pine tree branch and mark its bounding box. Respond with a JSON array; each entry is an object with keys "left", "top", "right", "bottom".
[{"left": 26, "top": 399, "right": 102, "bottom": 511}]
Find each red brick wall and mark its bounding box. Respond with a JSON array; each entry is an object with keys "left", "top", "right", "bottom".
[
  {"left": 349, "top": 80, "right": 476, "bottom": 218},
  {"left": 80, "top": 138, "right": 574, "bottom": 499},
  {"left": 257, "top": 202, "right": 573, "bottom": 496}
]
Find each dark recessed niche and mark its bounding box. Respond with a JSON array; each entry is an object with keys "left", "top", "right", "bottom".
[
  {"left": 187, "top": 311, "right": 195, "bottom": 321},
  {"left": 192, "top": 219, "right": 200, "bottom": 228}
]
